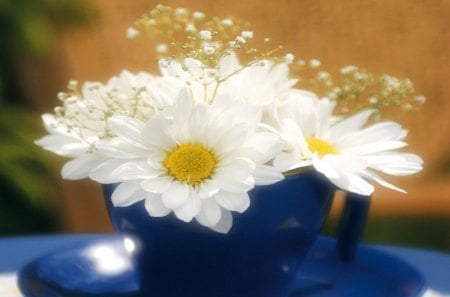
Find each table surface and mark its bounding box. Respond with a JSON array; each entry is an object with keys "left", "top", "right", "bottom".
[{"left": 0, "top": 234, "right": 449, "bottom": 297}]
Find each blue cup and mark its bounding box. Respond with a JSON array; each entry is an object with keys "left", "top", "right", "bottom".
[{"left": 103, "top": 170, "right": 370, "bottom": 297}]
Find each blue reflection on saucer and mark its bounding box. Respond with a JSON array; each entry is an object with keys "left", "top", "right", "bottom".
[{"left": 18, "top": 236, "right": 425, "bottom": 297}]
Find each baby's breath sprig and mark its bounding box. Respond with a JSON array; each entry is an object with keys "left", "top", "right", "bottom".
[
  {"left": 291, "top": 60, "right": 425, "bottom": 118},
  {"left": 51, "top": 78, "right": 154, "bottom": 147},
  {"left": 128, "top": 5, "right": 424, "bottom": 117},
  {"left": 128, "top": 5, "right": 287, "bottom": 69},
  {"left": 128, "top": 5, "right": 292, "bottom": 104}
]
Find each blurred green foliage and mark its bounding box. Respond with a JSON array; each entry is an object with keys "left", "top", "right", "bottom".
[
  {"left": 0, "top": 0, "right": 94, "bottom": 234},
  {"left": 323, "top": 215, "right": 450, "bottom": 252},
  {"left": 0, "top": 0, "right": 94, "bottom": 101},
  {"left": 0, "top": 106, "right": 61, "bottom": 234}
]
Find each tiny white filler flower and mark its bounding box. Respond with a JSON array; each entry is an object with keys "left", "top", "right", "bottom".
[
  {"left": 36, "top": 71, "right": 182, "bottom": 179},
  {"left": 159, "top": 53, "right": 297, "bottom": 108}
]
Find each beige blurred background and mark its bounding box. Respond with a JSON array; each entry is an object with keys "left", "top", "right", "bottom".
[{"left": 9, "top": 0, "right": 449, "bottom": 249}]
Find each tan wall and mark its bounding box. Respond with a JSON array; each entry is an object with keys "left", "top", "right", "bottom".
[{"left": 23, "top": 0, "right": 450, "bottom": 231}]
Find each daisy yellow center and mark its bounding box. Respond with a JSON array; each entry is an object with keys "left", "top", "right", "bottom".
[
  {"left": 164, "top": 143, "right": 217, "bottom": 184},
  {"left": 306, "top": 137, "right": 339, "bottom": 157}
]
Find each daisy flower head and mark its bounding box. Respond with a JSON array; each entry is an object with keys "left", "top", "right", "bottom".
[
  {"left": 90, "top": 89, "right": 284, "bottom": 233},
  {"left": 35, "top": 70, "right": 184, "bottom": 180},
  {"left": 273, "top": 94, "right": 423, "bottom": 196},
  {"left": 159, "top": 52, "right": 296, "bottom": 109}
]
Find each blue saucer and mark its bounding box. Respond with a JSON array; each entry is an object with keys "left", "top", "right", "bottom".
[{"left": 18, "top": 236, "right": 425, "bottom": 297}]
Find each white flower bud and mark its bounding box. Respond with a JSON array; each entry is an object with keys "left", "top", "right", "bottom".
[
  {"left": 235, "top": 36, "right": 246, "bottom": 44},
  {"left": 309, "top": 59, "right": 321, "bottom": 68},
  {"left": 414, "top": 95, "right": 426, "bottom": 104},
  {"left": 340, "top": 65, "right": 358, "bottom": 74},
  {"left": 159, "top": 59, "right": 170, "bottom": 68},
  {"left": 203, "top": 45, "right": 216, "bottom": 55},
  {"left": 284, "top": 53, "right": 294, "bottom": 64},
  {"left": 199, "top": 30, "right": 212, "bottom": 40},
  {"left": 185, "top": 23, "right": 196, "bottom": 33},
  {"left": 126, "top": 27, "right": 139, "bottom": 39},
  {"left": 221, "top": 18, "right": 233, "bottom": 26},
  {"left": 156, "top": 43, "right": 168, "bottom": 54},
  {"left": 368, "top": 97, "right": 378, "bottom": 104},
  {"left": 193, "top": 11, "right": 205, "bottom": 20},
  {"left": 175, "top": 8, "right": 187, "bottom": 16},
  {"left": 241, "top": 31, "right": 254, "bottom": 40}
]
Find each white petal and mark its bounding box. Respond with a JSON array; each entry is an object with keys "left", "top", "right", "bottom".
[
  {"left": 41, "top": 114, "right": 79, "bottom": 137},
  {"left": 141, "top": 115, "right": 175, "bottom": 150},
  {"left": 195, "top": 199, "right": 222, "bottom": 227},
  {"left": 162, "top": 182, "right": 190, "bottom": 209},
  {"left": 217, "top": 147, "right": 251, "bottom": 164},
  {"left": 218, "top": 157, "right": 255, "bottom": 173},
  {"left": 315, "top": 98, "right": 336, "bottom": 138},
  {"left": 173, "top": 195, "right": 202, "bottom": 222},
  {"left": 195, "top": 118, "right": 221, "bottom": 148},
  {"left": 172, "top": 88, "right": 193, "bottom": 137},
  {"left": 362, "top": 171, "right": 406, "bottom": 193},
  {"left": 344, "top": 141, "right": 407, "bottom": 155},
  {"left": 145, "top": 150, "right": 166, "bottom": 170},
  {"left": 214, "top": 160, "right": 255, "bottom": 193},
  {"left": 186, "top": 103, "right": 209, "bottom": 142},
  {"left": 214, "top": 191, "right": 250, "bottom": 213},
  {"left": 36, "top": 135, "right": 87, "bottom": 157},
  {"left": 339, "top": 121, "right": 407, "bottom": 148},
  {"left": 311, "top": 156, "right": 340, "bottom": 179},
  {"left": 62, "top": 154, "right": 104, "bottom": 180},
  {"left": 280, "top": 95, "right": 317, "bottom": 137},
  {"left": 322, "top": 154, "right": 367, "bottom": 173},
  {"left": 89, "top": 159, "right": 130, "bottom": 183},
  {"left": 111, "top": 161, "right": 158, "bottom": 180},
  {"left": 95, "top": 138, "right": 148, "bottom": 158},
  {"left": 212, "top": 123, "right": 250, "bottom": 153},
  {"left": 329, "top": 171, "right": 374, "bottom": 196},
  {"left": 144, "top": 195, "right": 171, "bottom": 217},
  {"left": 108, "top": 116, "right": 145, "bottom": 144},
  {"left": 159, "top": 58, "right": 191, "bottom": 78},
  {"left": 312, "top": 155, "right": 374, "bottom": 195},
  {"left": 245, "top": 132, "right": 282, "bottom": 164},
  {"left": 367, "top": 122, "right": 408, "bottom": 141},
  {"left": 273, "top": 152, "right": 306, "bottom": 172},
  {"left": 208, "top": 209, "right": 233, "bottom": 234},
  {"left": 90, "top": 160, "right": 157, "bottom": 183},
  {"left": 197, "top": 179, "right": 220, "bottom": 199},
  {"left": 328, "top": 109, "right": 374, "bottom": 142},
  {"left": 141, "top": 176, "right": 173, "bottom": 194},
  {"left": 111, "top": 180, "right": 147, "bottom": 206},
  {"left": 217, "top": 52, "right": 240, "bottom": 78},
  {"left": 183, "top": 58, "right": 203, "bottom": 78},
  {"left": 41, "top": 114, "right": 60, "bottom": 132},
  {"left": 254, "top": 165, "right": 284, "bottom": 185},
  {"left": 364, "top": 153, "right": 423, "bottom": 176}
]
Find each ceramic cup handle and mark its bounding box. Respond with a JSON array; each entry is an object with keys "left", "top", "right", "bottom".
[{"left": 336, "top": 192, "right": 371, "bottom": 262}]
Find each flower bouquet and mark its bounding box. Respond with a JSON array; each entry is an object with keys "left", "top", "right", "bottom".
[{"left": 34, "top": 4, "right": 424, "bottom": 297}]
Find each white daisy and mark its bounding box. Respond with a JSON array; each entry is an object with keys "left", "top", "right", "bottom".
[
  {"left": 90, "top": 89, "right": 284, "bottom": 233},
  {"left": 273, "top": 94, "right": 423, "bottom": 196},
  {"left": 36, "top": 70, "right": 183, "bottom": 179},
  {"left": 159, "top": 53, "right": 297, "bottom": 108}
]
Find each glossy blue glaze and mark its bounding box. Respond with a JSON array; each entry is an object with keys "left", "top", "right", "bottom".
[
  {"left": 17, "top": 236, "right": 426, "bottom": 297},
  {"left": 17, "top": 171, "right": 371, "bottom": 297},
  {"left": 19, "top": 237, "right": 139, "bottom": 297},
  {"left": 101, "top": 170, "right": 369, "bottom": 297},
  {"left": 336, "top": 192, "right": 371, "bottom": 262}
]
